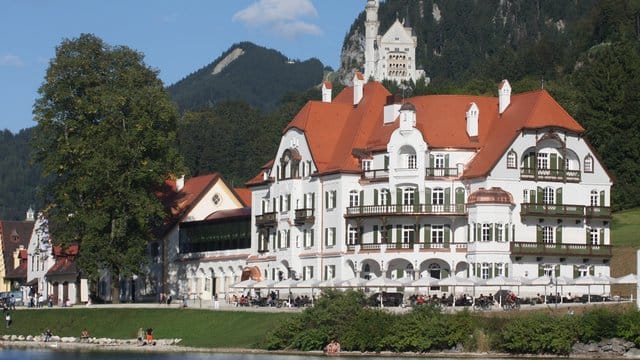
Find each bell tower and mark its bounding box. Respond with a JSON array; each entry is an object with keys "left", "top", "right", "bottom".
[{"left": 364, "top": 0, "right": 379, "bottom": 81}]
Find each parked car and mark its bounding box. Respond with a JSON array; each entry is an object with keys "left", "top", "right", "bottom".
[
  {"left": 367, "top": 292, "right": 404, "bottom": 307},
  {"left": 0, "top": 291, "right": 23, "bottom": 306}
]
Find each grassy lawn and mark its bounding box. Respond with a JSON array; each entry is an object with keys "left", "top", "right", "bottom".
[
  {"left": 612, "top": 207, "right": 640, "bottom": 247},
  {"left": 0, "top": 308, "right": 293, "bottom": 348}
]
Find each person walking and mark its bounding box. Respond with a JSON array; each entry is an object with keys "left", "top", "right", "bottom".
[{"left": 4, "top": 311, "right": 11, "bottom": 328}]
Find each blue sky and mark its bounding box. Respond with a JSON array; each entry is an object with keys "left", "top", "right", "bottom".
[{"left": 0, "top": 0, "right": 364, "bottom": 133}]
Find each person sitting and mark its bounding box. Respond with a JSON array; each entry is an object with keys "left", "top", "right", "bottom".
[
  {"left": 146, "top": 328, "right": 156, "bottom": 346},
  {"left": 43, "top": 329, "right": 53, "bottom": 342},
  {"left": 80, "top": 328, "right": 90, "bottom": 341},
  {"left": 137, "top": 327, "right": 145, "bottom": 345}
]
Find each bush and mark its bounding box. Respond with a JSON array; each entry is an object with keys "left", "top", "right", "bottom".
[
  {"left": 578, "top": 307, "right": 620, "bottom": 343},
  {"left": 381, "top": 304, "right": 449, "bottom": 352},
  {"left": 341, "top": 308, "right": 394, "bottom": 352},
  {"left": 617, "top": 308, "right": 640, "bottom": 346},
  {"left": 500, "top": 313, "right": 578, "bottom": 355}
]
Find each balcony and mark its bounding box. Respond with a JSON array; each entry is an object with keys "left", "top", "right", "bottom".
[
  {"left": 255, "top": 212, "right": 277, "bottom": 227},
  {"left": 510, "top": 242, "right": 612, "bottom": 257},
  {"left": 520, "top": 203, "right": 584, "bottom": 218},
  {"left": 425, "top": 167, "right": 459, "bottom": 178},
  {"left": 294, "top": 208, "right": 315, "bottom": 225},
  {"left": 585, "top": 206, "right": 612, "bottom": 219},
  {"left": 520, "top": 167, "right": 581, "bottom": 182},
  {"left": 362, "top": 169, "right": 389, "bottom": 181},
  {"left": 345, "top": 204, "right": 467, "bottom": 218}
]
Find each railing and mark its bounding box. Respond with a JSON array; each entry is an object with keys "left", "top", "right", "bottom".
[
  {"left": 345, "top": 204, "right": 466, "bottom": 217},
  {"left": 362, "top": 169, "right": 390, "bottom": 180},
  {"left": 520, "top": 203, "right": 584, "bottom": 217},
  {"left": 361, "top": 243, "right": 382, "bottom": 251},
  {"left": 520, "top": 167, "right": 581, "bottom": 182},
  {"left": 510, "top": 242, "right": 612, "bottom": 257},
  {"left": 418, "top": 242, "right": 450, "bottom": 249},
  {"left": 425, "top": 167, "right": 459, "bottom": 178},
  {"left": 255, "top": 212, "right": 277, "bottom": 227},
  {"left": 585, "top": 206, "right": 612, "bottom": 218},
  {"left": 294, "top": 208, "right": 315, "bottom": 225}
]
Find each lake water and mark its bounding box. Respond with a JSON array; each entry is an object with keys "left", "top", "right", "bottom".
[{"left": 0, "top": 349, "right": 534, "bottom": 360}]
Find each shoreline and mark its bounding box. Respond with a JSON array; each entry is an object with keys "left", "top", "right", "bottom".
[{"left": 0, "top": 339, "right": 635, "bottom": 359}]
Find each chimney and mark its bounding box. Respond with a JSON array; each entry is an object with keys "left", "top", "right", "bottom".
[
  {"left": 353, "top": 71, "right": 365, "bottom": 105},
  {"left": 466, "top": 102, "right": 479, "bottom": 137},
  {"left": 322, "top": 81, "right": 332, "bottom": 103},
  {"left": 398, "top": 102, "right": 416, "bottom": 131},
  {"left": 384, "top": 95, "right": 402, "bottom": 124},
  {"left": 499, "top": 79, "right": 511, "bottom": 114},
  {"left": 176, "top": 175, "right": 185, "bottom": 192}
]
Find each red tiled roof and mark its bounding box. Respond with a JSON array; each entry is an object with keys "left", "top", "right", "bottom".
[
  {"left": 249, "top": 82, "right": 586, "bottom": 180},
  {"left": 205, "top": 207, "right": 251, "bottom": 221},
  {"left": 46, "top": 257, "right": 79, "bottom": 276},
  {"left": 0, "top": 220, "right": 34, "bottom": 280},
  {"left": 233, "top": 188, "right": 252, "bottom": 207}
]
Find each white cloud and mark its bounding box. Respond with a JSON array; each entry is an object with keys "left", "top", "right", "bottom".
[
  {"left": 233, "top": 0, "right": 321, "bottom": 39},
  {"left": 0, "top": 54, "right": 24, "bottom": 68}
]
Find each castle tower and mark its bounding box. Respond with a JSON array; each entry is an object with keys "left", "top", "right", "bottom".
[{"left": 364, "top": 0, "right": 379, "bottom": 81}]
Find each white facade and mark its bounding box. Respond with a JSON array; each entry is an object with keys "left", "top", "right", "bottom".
[
  {"left": 364, "top": 0, "right": 426, "bottom": 83},
  {"left": 247, "top": 80, "right": 613, "bottom": 298}
]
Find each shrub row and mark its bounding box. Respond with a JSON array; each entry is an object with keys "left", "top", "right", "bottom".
[{"left": 261, "top": 290, "right": 640, "bottom": 355}]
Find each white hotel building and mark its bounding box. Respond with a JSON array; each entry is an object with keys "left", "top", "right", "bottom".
[{"left": 245, "top": 76, "right": 613, "bottom": 296}]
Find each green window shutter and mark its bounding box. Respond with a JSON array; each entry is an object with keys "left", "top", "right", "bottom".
[
  {"left": 386, "top": 189, "right": 391, "bottom": 205},
  {"left": 559, "top": 156, "right": 564, "bottom": 170},
  {"left": 489, "top": 223, "right": 494, "bottom": 241},
  {"left": 550, "top": 153, "right": 558, "bottom": 170},
  {"left": 536, "top": 226, "right": 542, "bottom": 243},
  {"left": 373, "top": 225, "right": 378, "bottom": 243},
  {"left": 414, "top": 189, "right": 420, "bottom": 212},
  {"left": 396, "top": 225, "right": 402, "bottom": 245},
  {"left": 359, "top": 190, "right": 364, "bottom": 210},
  {"left": 554, "top": 265, "right": 560, "bottom": 277},
  {"left": 585, "top": 228, "right": 590, "bottom": 243},
  {"left": 505, "top": 224, "right": 510, "bottom": 242},
  {"left": 467, "top": 224, "right": 470, "bottom": 242},
  {"left": 538, "top": 264, "right": 544, "bottom": 277},
  {"left": 325, "top": 191, "right": 328, "bottom": 209},
  {"left": 324, "top": 228, "right": 328, "bottom": 245},
  {"left": 279, "top": 196, "right": 283, "bottom": 211},
  {"left": 310, "top": 230, "right": 314, "bottom": 247},
  {"left": 424, "top": 224, "right": 431, "bottom": 246},
  {"left": 444, "top": 154, "right": 450, "bottom": 173},
  {"left": 529, "top": 189, "right": 536, "bottom": 203},
  {"left": 272, "top": 198, "right": 276, "bottom": 211},
  {"left": 573, "top": 265, "right": 579, "bottom": 278},
  {"left": 311, "top": 194, "right": 315, "bottom": 209},
  {"left": 396, "top": 188, "right": 402, "bottom": 211},
  {"left": 599, "top": 229, "right": 604, "bottom": 245},
  {"left": 277, "top": 231, "right": 281, "bottom": 248},
  {"left": 425, "top": 187, "right": 432, "bottom": 205},
  {"left": 374, "top": 189, "right": 379, "bottom": 206},
  {"left": 492, "top": 264, "right": 498, "bottom": 279},
  {"left": 303, "top": 194, "right": 307, "bottom": 209},
  {"left": 287, "top": 194, "right": 291, "bottom": 210},
  {"left": 475, "top": 263, "right": 481, "bottom": 277},
  {"left": 455, "top": 187, "right": 465, "bottom": 204},
  {"left": 261, "top": 201, "right": 266, "bottom": 213},
  {"left": 556, "top": 188, "right": 563, "bottom": 205},
  {"left": 512, "top": 225, "right": 515, "bottom": 242},
  {"left": 429, "top": 154, "right": 434, "bottom": 168},
  {"left": 589, "top": 266, "right": 595, "bottom": 276},
  {"left": 444, "top": 225, "right": 450, "bottom": 246},
  {"left": 286, "top": 230, "right": 290, "bottom": 248},
  {"left": 359, "top": 226, "right": 364, "bottom": 245},
  {"left": 556, "top": 226, "right": 562, "bottom": 244},
  {"left": 410, "top": 225, "right": 416, "bottom": 244},
  {"left": 384, "top": 155, "right": 389, "bottom": 170},
  {"left": 476, "top": 223, "right": 481, "bottom": 242},
  {"left": 600, "top": 191, "right": 605, "bottom": 206},
  {"left": 444, "top": 188, "right": 451, "bottom": 206},
  {"left": 537, "top": 187, "right": 543, "bottom": 204},
  {"left": 505, "top": 266, "right": 509, "bottom": 277},
  {"left": 385, "top": 225, "right": 392, "bottom": 244}
]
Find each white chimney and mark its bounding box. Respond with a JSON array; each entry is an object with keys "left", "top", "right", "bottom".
[
  {"left": 466, "top": 102, "right": 479, "bottom": 137},
  {"left": 499, "top": 79, "right": 511, "bottom": 114},
  {"left": 176, "top": 175, "right": 185, "bottom": 192},
  {"left": 353, "top": 71, "right": 364, "bottom": 105},
  {"left": 322, "top": 81, "right": 332, "bottom": 103}
]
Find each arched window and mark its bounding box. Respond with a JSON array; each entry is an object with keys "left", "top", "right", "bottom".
[
  {"left": 584, "top": 155, "right": 594, "bottom": 173},
  {"left": 399, "top": 145, "right": 417, "bottom": 169},
  {"left": 543, "top": 187, "right": 555, "bottom": 204},
  {"left": 349, "top": 190, "right": 359, "bottom": 207},
  {"left": 507, "top": 150, "right": 517, "bottom": 169}
]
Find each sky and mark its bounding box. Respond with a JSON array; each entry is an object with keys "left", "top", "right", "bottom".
[{"left": 0, "top": 0, "right": 364, "bottom": 133}]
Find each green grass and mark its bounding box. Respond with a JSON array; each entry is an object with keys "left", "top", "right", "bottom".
[
  {"left": 0, "top": 308, "right": 293, "bottom": 348},
  {"left": 612, "top": 208, "right": 640, "bottom": 247}
]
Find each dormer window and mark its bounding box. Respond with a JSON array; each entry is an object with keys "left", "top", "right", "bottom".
[
  {"left": 362, "top": 160, "right": 371, "bottom": 172},
  {"left": 507, "top": 150, "right": 517, "bottom": 169},
  {"left": 584, "top": 155, "right": 594, "bottom": 173}
]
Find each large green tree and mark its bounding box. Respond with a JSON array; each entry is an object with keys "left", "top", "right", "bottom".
[{"left": 32, "top": 34, "right": 184, "bottom": 301}]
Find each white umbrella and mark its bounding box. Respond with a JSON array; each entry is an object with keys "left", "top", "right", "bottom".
[
  {"left": 273, "top": 278, "right": 300, "bottom": 289},
  {"left": 614, "top": 274, "right": 638, "bottom": 284},
  {"left": 486, "top": 276, "right": 522, "bottom": 307},
  {"left": 411, "top": 276, "right": 439, "bottom": 287},
  {"left": 529, "top": 275, "right": 552, "bottom": 285},
  {"left": 231, "top": 279, "right": 256, "bottom": 289},
  {"left": 365, "top": 277, "right": 403, "bottom": 307},
  {"left": 339, "top": 277, "right": 367, "bottom": 288},
  {"left": 318, "top": 278, "right": 340, "bottom": 288},
  {"left": 575, "top": 275, "right": 609, "bottom": 303},
  {"left": 295, "top": 278, "right": 321, "bottom": 306},
  {"left": 253, "top": 279, "right": 277, "bottom": 289},
  {"left": 438, "top": 276, "right": 482, "bottom": 307}
]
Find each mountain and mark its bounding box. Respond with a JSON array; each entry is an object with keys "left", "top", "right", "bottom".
[{"left": 167, "top": 42, "right": 325, "bottom": 113}]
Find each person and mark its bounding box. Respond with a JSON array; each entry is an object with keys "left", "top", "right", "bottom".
[
  {"left": 80, "top": 328, "right": 90, "bottom": 341},
  {"left": 166, "top": 294, "right": 172, "bottom": 306},
  {"left": 44, "top": 328, "right": 52, "bottom": 342},
  {"left": 9, "top": 294, "right": 16, "bottom": 310},
  {"left": 566, "top": 307, "right": 575, "bottom": 316},
  {"left": 137, "top": 327, "right": 145, "bottom": 345},
  {"left": 38, "top": 293, "right": 45, "bottom": 308},
  {"left": 213, "top": 293, "right": 219, "bottom": 309},
  {"left": 4, "top": 312, "right": 11, "bottom": 328},
  {"left": 324, "top": 339, "right": 341, "bottom": 355},
  {"left": 146, "top": 328, "right": 156, "bottom": 346},
  {"left": 181, "top": 296, "right": 187, "bottom": 308}
]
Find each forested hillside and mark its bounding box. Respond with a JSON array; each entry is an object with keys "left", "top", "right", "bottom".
[
  {"left": 0, "top": 128, "right": 41, "bottom": 220},
  {"left": 167, "top": 42, "right": 325, "bottom": 113}
]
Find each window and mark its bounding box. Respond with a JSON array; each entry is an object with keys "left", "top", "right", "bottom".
[
  {"left": 407, "top": 154, "right": 417, "bottom": 169},
  {"left": 212, "top": 193, "right": 221, "bottom": 205},
  {"left": 543, "top": 187, "right": 555, "bottom": 204},
  {"left": 578, "top": 265, "right": 589, "bottom": 277},
  {"left": 349, "top": 190, "right": 360, "bottom": 207},
  {"left": 590, "top": 190, "right": 599, "bottom": 206},
  {"left": 584, "top": 155, "right": 594, "bottom": 173},
  {"left": 283, "top": 194, "right": 290, "bottom": 211},
  {"left": 325, "top": 227, "right": 336, "bottom": 247},
  {"left": 589, "top": 228, "right": 599, "bottom": 245},
  {"left": 303, "top": 229, "right": 314, "bottom": 248},
  {"left": 433, "top": 154, "right": 445, "bottom": 176},
  {"left": 543, "top": 264, "right": 554, "bottom": 277},
  {"left": 402, "top": 225, "right": 414, "bottom": 243},
  {"left": 324, "top": 265, "right": 336, "bottom": 280},
  {"left": 507, "top": 151, "right": 517, "bottom": 168},
  {"left": 543, "top": 226, "right": 554, "bottom": 243},
  {"left": 348, "top": 225, "right": 358, "bottom": 245},
  {"left": 303, "top": 266, "right": 314, "bottom": 280},
  {"left": 432, "top": 188, "right": 444, "bottom": 205},
  {"left": 403, "top": 187, "right": 415, "bottom": 205},
  {"left": 431, "top": 225, "right": 444, "bottom": 243},
  {"left": 495, "top": 263, "right": 505, "bottom": 277},
  {"left": 379, "top": 189, "right": 390, "bottom": 206},
  {"left": 495, "top": 223, "right": 504, "bottom": 242},
  {"left": 482, "top": 224, "right": 491, "bottom": 242},
  {"left": 362, "top": 160, "right": 371, "bottom": 172},
  {"left": 481, "top": 263, "right": 490, "bottom": 279},
  {"left": 537, "top": 152, "right": 549, "bottom": 169},
  {"left": 325, "top": 190, "right": 336, "bottom": 209}
]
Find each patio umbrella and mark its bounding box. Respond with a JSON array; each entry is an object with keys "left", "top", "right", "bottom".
[
  {"left": 438, "top": 276, "right": 481, "bottom": 307},
  {"left": 273, "top": 278, "right": 300, "bottom": 306},
  {"left": 296, "top": 278, "right": 321, "bottom": 305},
  {"left": 318, "top": 278, "right": 340, "bottom": 288},
  {"left": 339, "top": 277, "right": 367, "bottom": 288},
  {"left": 486, "top": 276, "right": 522, "bottom": 306},
  {"left": 410, "top": 276, "right": 440, "bottom": 287},
  {"left": 231, "top": 279, "right": 256, "bottom": 289},
  {"left": 613, "top": 274, "right": 638, "bottom": 284},
  {"left": 365, "top": 277, "right": 403, "bottom": 307},
  {"left": 252, "top": 279, "right": 277, "bottom": 289},
  {"left": 575, "top": 275, "right": 609, "bottom": 303}
]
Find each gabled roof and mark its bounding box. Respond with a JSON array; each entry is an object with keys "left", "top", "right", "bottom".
[
  {"left": 0, "top": 220, "right": 34, "bottom": 280},
  {"left": 251, "top": 82, "right": 587, "bottom": 181},
  {"left": 233, "top": 188, "right": 252, "bottom": 207}
]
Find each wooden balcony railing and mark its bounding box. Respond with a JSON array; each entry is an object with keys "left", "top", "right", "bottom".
[
  {"left": 520, "top": 167, "right": 581, "bottom": 182},
  {"left": 294, "top": 208, "right": 315, "bottom": 225},
  {"left": 585, "top": 206, "right": 612, "bottom": 219},
  {"left": 345, "top": 204, "right": 466, "bottom": 217},
  {"left": 510, "top": 242, "right": 612, "bottom": 257},
  {"left": 520, "top": 203, "right": 584, "bottom": 217},
  {"left": 255, "top": 212, "right": 277, "bottom": 227},
  {"left": 425, "top": 167, "right": 459, "bottom": 178},
  {"left": 362, "top": 169, "right": 390, "bottom": 181}
]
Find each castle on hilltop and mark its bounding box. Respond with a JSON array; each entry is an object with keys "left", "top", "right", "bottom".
[{"left": 364, "top": 0, "right": 426, "bottom": 83}]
